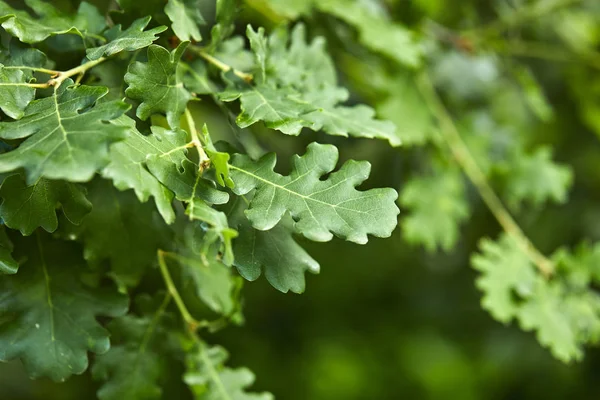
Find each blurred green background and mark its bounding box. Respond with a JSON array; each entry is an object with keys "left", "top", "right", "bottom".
[{"left": 3, "top": 0, "right": 600, "bottom": 398}]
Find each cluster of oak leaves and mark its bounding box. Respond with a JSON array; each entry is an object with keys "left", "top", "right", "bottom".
[{"left": 0, "top": 0, "right": 599, "bottom": 398}]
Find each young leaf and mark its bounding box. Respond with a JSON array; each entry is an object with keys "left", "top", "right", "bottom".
[
  {"left": 0, "top": 0, "right": 104, "bottom": 43},
  {"left": 0, "top": 174, "right": 91, "bottom": 236},
  {"left": 500, "top": 147, "right": 573, "bottom": 211},
  {"left": 165, "top": 0, "right": 205, "bottom": 42},
  {"left": 86, "top": 16, "right": 168, "bottom": 60},
  {"left": 202, "top": 124, "right": 234, "bottom": 188},
  {"left": 472, "top": 234, "right": 600, "bottom": 362},
  {"left": 221, "top": 25, "right": 398, "bottom": 145},
  {"left": 517, "top": 279, "right": 600, "bottom": 362},
  {"left": 103, "top": 118, "right": 183, "bottom": 224},
  {"left": 400, "top": 166, "right": 469, "bottom": 252},
  {"left": 0, "top": 82, "right": 130, "bottom": 183},
  {"left": 92, "top": 294, "right": 175, "bottom": 400},
  {"left": 0, "top": 226, "right": 18, "bottom": 275},
  {"left": 184, "top": 342, "right": 273, "bottom": 400},
  {"left": 472, "top": 234, "right": 538, "bottom": 323},
  {"left": 230, "top": 142, "right": 399, "bottom": 244},
  {"left": 0, "top": 235, "right": 129, "bottom": 381},
  {"left": 125, "top": 42, "right": 192, "bottom": 129}
]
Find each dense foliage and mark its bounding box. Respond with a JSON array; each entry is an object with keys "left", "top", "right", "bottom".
[{"left": 0, "top": 0, "right": 600, "bottom": 398}]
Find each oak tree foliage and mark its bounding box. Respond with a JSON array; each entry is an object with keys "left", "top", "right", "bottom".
[{"left": 0, "top": 0, "right": 598, "bottom": 398}]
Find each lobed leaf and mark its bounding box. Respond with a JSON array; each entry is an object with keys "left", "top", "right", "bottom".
[
  {"left": 86, "top": 16, "right": 167, "bottom": 60},
  {"left": 165, "top": 0, "right": 205, "bottom": 42},
  {"left": 500, "top": 147, "right": 573, "bottom": 211},
  {"left": 472, "top": 234, "right": 600, "bottom": 362},
  {"left": 230, "top": 195, "right": 320, "bottom": 294},
  {"left": 125, "top": 43, "right": 192, "bottom": 129},
  {"left": 66, "top": 179, "right": 170, "bottom": 287},
  {"left": 145, "top": 128, "right": 237, "bottom": 264},
  {"left": 0, "top": 81, "right": 130, "bottom": 183},
  {"left": 0, "top": 235, "right": 129, "bottom": 381},
  {"left": 0, "top": 43, "right": 46, "bottom": 119},
  {"left": 0, "top": 174, "right": 91, "bottom": 236},
  {"left": 0, "top": 0, "right": 104, "bottom": 43},
  {"left": 102, "top": 117, "right": 182, "bottom": 224},
  {"left": 184, "top": 342, "right": 273, "bottom": 400},
  {"left": 92, "top": 294, "right": 176, "bottom": 400},
  {"left": 400, "top": 165, "right": 469, "bottom": 252},
  {"left": 220, "top": 24, "right": 399, "bottom": 145},
  {"left": 230, "top": 142, "right": 399, "bottom": 244}
]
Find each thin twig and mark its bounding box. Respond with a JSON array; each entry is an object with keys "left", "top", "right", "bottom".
[
  {"left": 158, "top": 250, "right": 236, "bottom": 333},
  {"left": 417, "top": 72, "right": 554, "bottom": 278},
  {"left": 157, "top": 249, "right": 200, "bottom": 331},
  {"left": 8, "top": 57, "right": 107, "bottom": 89},
  {"left": 188, "top": 45, "right": 253, "bottom": 83}
]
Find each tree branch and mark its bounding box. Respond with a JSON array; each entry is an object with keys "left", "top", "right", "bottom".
[{"left": 417, "top": 72, "right": 555, "bottom": 278}]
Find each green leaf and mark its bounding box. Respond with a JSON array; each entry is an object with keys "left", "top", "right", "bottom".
[
  {"left": 472, "top": 235, "right": 600, "bottom": 362},
  {"left": 92, "top": 294, "right": 175, "bottom": 400},
  {"left": 0, "top": 64, "right": 36, "bottom": 120},
  {"left": 229, "top": 142, "right": 399, "bottom": 244},
  {"left": 220, "top": 83, "right": 313, "bottom": 135},
  {"left": 500, "top": 147, "right": 573, "bottom": 211},
  {"left": 146, "top": 127, "right": 229, "bottom": 207},
  {"left": 0, "top": 226, "right": 18, "bottom": 275},
  {"left": 221, "top": 25, "right": 398, "bottom": 145},
  {"left": 400, "top": 166, "right": 469, "bottom": 252},
  {"left": 553, "top": 242, "right": 600, "bottom": 287},
  {"left": 0, "top": 0, "right": 104, "bottom": 43},
  {"left": 317, "top": 0, "right": 421, "bottom": 67},
  {"left": 303, "top": 103, "right": 399, "bottom": 146},
  {"left": 102, "top": 117, "right": 182, "bottom": 224},
  {"left": 514, "top": 67, "right": 553, "bottom": 122},
  {"left": 471, "top": 234, "right": 538, "bottom": 323},
  {"left": 210, "top": 0, "right": 237, "bottom": 45},
  {"left": 0, "top": 235, "right": 129, "bottom": 381},
  {"left": 0, "top": 44, "right": 46, "bottom": 119},
  {"left": 376, "top": 74, "right": 436, "bottom": 147},
  {"left": 125, "top": 43, "right": 192, "bottom": 129},
  {"left": 229, "top": 197, "right": 320, "bottom": 294},
  {"left": 202, "top": 124, "right": 234, "bottom": 188},
  {"left": 145, "top": 131, "right": 237, "bottom": 264},
  {"left": 517, "top": 279, "right": 600, "bottom": 362},
  {"left": 165, "top": 0, "right": 205, "bottom": 42},
  {"left": 184, "top": 342, "right": 274, "bottom": 400},
  {"left": 68, "top": 179, "right": 170, "bottom": 287},
  {"left": 0, "top": 82, "right": 130, "bottom": 183},
  {"left": 0, "top": 174, "right": 91, "bottom": 236},
  {"left": 86, "top": 17, "right": 168, "bottom": 61}
]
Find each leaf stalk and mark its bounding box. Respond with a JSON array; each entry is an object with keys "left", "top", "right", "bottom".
[
  {"left": 184, "top": 108, "right": 211, "bottom": 172},
  {"left": 417, "top": 72, "right": 555, "bottom": 278},
  {"left": 188, "top": 46, "right": 253, "bottom": 83}
]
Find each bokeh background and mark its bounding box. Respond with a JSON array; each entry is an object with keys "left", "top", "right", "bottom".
[{"left": 2, "top": 0, "right": 600, "bottom": 398}]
